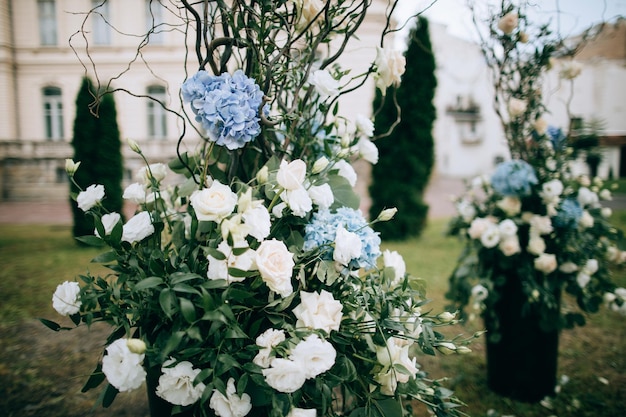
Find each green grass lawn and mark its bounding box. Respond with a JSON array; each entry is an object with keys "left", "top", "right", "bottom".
[{"left": 0, "top": 219, "right": 624, "bottom": 417}]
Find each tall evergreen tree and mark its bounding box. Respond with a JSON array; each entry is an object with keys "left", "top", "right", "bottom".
[
  {"left": 369, "top": 17, "right": 437, "bottom": 240},
  {"left": 70, "top": 77, "right": 123, "bottom": 239}
]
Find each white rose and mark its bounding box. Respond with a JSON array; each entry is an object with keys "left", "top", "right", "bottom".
[
  {"left": 137, "top": 163, "right": 168, "bottom": 185},
  {"left": 496, "top": 196, "right": 522, "bottom": 216},
  {"left": 383, "top": 249, "right": 406, "bottom": 287},
  {"left": 529, "top": 215, "right": 553, "bottom": 235},
  {"left": 308, "top": 183, "right": 334, "bottom": 210},
  {"left": 355, "top": 114, "right": 375, "bottom": 137},
  {"left": 374, "top": 45, "right": 406, "bottom": 92},
  {"left": 76, "top": 184, "right": 105, "bottom": 211},
  {"left": 498, "top": 219, "right": 518, "bottom": 238},
  {"left": 156, "top": 359, "right": 206, "bottom": 406},
  {"left": 308, "top": 69, "right": 339, "bottom": 98},
  {"left": 480, "top": 224, "right": 501, "bottom": 248},
  {"left": 527, "top": 235, "right": 546, "bottom": 255},
  {"left": 333, "top": 226, "right": 362, "bottom": 266},
  {"left": 256, "top": 328, "right": 286, "bottom": 348},
  {"left": 262, "top": 358, "right": 306, "bottom": 393},
  {"left": 52, "top": 281, "right": 82, "bottom": 316},
  {"left": 576, "top": 272, "right": 591, "bottom": 288},
  {"left": 577, "top": 187, "right": 599, "bottom": 207},
  {"left": 287, "top": 408, "right": 317, "bottom": 417},
  {"left": 471, "top": 284, "right": 489, "bottom": 303},
  {"left": 190, "top": 181, "right": 238, "bottom": 222},
  {"left": 534, "top": 253, "right": 558, "bottom": 274},
  {"left": 374, "top": 368, "right": 397, "bottom": 395},
  {"left": 356, "top": 138, "right": 379, "bottom": 164},
  {"left": 499, "top": 236, "right": 521, "bottom": 256},
  {"left": 256, "top": 239, "right": 294, "bottom": 297},
  {"left": 579, "top": 210, "right": 594, "bottom": 228},
  {"left": 293, "top": 289, "right": 343, "bottom": 333},
  {"left": 102, "top": 338, "right": 146, "bottom": 393},
  {"left": 456, "top": 199, "right": 476, "bottom": 222},
  {"left": 289, "top": 334, "right": 336, "bottom": 378},
  {"left": 584, "top": 258, "right": 599, "bottom": 275},
  {"left": 122, "top": 211, "right": 155, "bottom": 243},
  {"left": 468, "top": 217, "right": 493, "bottom": 240},
  {"left": 207, "top": 241, "right": 256, "bottom": 283},
  {"left": 272, "top": 202, "right": 287, "bottom": 218},
  {"left": 277, "top": 159, "right": 307, "bottom": 190},
  {"left": 508, "top": 97, "right": 527, "bottom": 117},
  {"left": 293, "top": 0, "right": 324, "bottom": 31},
  {"left": 541, "top": 179, "right": 564, "bottom": 200},
  {"left": 559, "top": 61, "right": 582, "bottom": 80},
  {"left": 123, "top": 182, "right": 147, "bottom": 204},
  {"left": 599, "top": 188, "right": 612, "bottom": 201},
  {"left": 242, "top": 204, "right": 271, "bottom": 241},
  {"left": 95, "top": 212, "right": 121, "bottom": 238},
  {"left": 282, "top": 187, "right": 313, "bottom": 217},
  {"left": 333, "top": 159, "right": 357, "bottom": 186},
  {"left": 209, "top": 377, "right": 252, "bottom": 417},
  {"left": 497, "top": 11, "right": 518, "bottom": 34}
]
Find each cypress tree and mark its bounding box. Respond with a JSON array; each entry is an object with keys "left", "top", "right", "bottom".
[
  {"left": 70, "top": 77, "right": 123, "bottom": 239},
  {"left": 369, "top": 17, "right": 437, "bottom": 240}
]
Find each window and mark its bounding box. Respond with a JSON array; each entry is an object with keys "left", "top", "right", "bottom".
[
  {"left": 147, "top": 86, "right": 167, "bottom": 139},
  {"left": 92, "top": 0, "right": 111, "bottom": 45},
  {"left": 146, "top": 0, "right": 165, "bottom": 44},
  {"left": 38, "top": 0, "right": 57, "bottom": 46},
  {"left": 43, "top": 87, "right": 64, "bottom": 140}
]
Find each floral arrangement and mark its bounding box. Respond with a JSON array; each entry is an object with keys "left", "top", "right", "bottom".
[
  {"left": 43, "top": 2, "right": 470, "bottom": 417},
  {"left": 446, "top": 3, "right": 626, "bottom": 337}
]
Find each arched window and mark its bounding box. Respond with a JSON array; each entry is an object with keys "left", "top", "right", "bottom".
[
  {"left": 42, "top": 87, "right": 64, "bottom": 140},
  {"left": 147, "top": 85, "right": 167, "bottom": 139}
]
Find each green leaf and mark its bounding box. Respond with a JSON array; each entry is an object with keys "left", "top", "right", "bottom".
[
  {"left": 91, "top": 250, "right": 117, "bottom": 264},
  {"left": 173, "top": 283, "right": 201, "bottom": 295},
  {"left": 327, "top": 174, "right": 360, "bottom": 210},
  {"left": 100, "top": 383, "right": 118, "bottom": 408},
  {"left": 75, "top": 235, "right": 107, "bottom": 247},
  {"left": 179, "top": 297, "right": 197, "bottom": 323},
  {"left": 206, "top": 247, "right": 227, "bottom": 261},
  {"left": 159, "top": 288, "right": 177, "bottom": 318},
  {"left": 81, "top": 363, "right": 106, "bottom": 392},
  {"left": 170, "top": 272, "right": 203, "bottom": 285},
  {"left": 39, "top": 318, "right": 63, "bottom": 331},
  {"left": 134, "top": 277, "right": 164, "bottom": 291}
]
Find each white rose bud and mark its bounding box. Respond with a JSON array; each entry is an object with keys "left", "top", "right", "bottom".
[
  {"left": 312, "top": 156, "right": 329, "bottom": 174},
  {"left": 126, "top": 338, "right": 147, "bottom": 354},
  {"left": 256, "top": 165, "right": 269, "bottom": 184}
]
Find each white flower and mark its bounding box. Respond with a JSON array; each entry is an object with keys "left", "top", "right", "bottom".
[
  {"left": 256, "top": 165, "right": 269, "bottom": 184},
  {"left": 577, "top": 187, "right": 599, "bottom": 207},
  {"left": 138, "top": 163, "right": 168, "bottom": 185},
  {"left": 156, "top": 358, "right": 206, "bottom": 406},
  {"left": 499, "top": 236, "right": 521, "bottom": 256},
  {"left": 287, "top": 408, "right": 317, "bottom": 417},
  {"left": 282, "top": 187, "right": 313, "bottom": 217},
  {"left": 289, "top": 334, "right": 336, "bottom": 378},
  {"left": 584, "top": 258, "right": 599, "bottom": 275},
  {"left": 497, "top": 11, "right": 518, "bottom": 34},
  {"left": 272, "top": 202, "right": 287, "bottom": 218},
  {"left": 242, "top": 204, "right": 271, "bottom": 241},
  {"left": 529, "top": 215, "right": 553, "bottom": 235},
  {"left": 52, "top": 281, "right": 82, "bottom": 316},
  {"left": 65, "top": 159, "right": 81, "bottom": 175},
  {"left": 507, "top": 98, "right": 527, "bottom": 117},
  {"left": 355, "top": 114, "right": 375, "bottom": 137},
  {"left": 102, "top": 338, "right": 146, "bottom": 393},
  {"left": 579, "top": 210, "right": 594, "bottom": 228},
  {"left": 333, "top": 159, "right": 357, "bottom": 186},
  {"left": 599, "top": 188, "right": 612, "bottom": 201},
  {"left": 207, "top": 241, "right": 256, "bottom": 283},
  {"left": 277, "top": 159, "right": 307, "bottom": 190},
  {"left": 498, "top": 219, "right": 518, "bottom": 238},
  {"left": 76, "top": 184, "right": 105, "bottom": 211},
  {"left": 221, "top": 214, "right": 251, "bottom": 243},
  {"left": 122, "top": 211, "right": 155, "bottom": 243},
  {"left": 256, "top": 239, "right": 295, "bottom": 297},
  {"left": 480, "top": 224, "right": 501, "bottom": 248},
  {"left": 383, "top": 249, "right": 406, "bottom": 287},
  {"left": 527, "top": 235, "right": 546, "bottom": 255},
  {"left": 534, "top": 253, "right": 558, "bottom": 274},
  {"left": 602, "top": 207, "right": 613, "bottom": 218},
  {"left": 333, "top": 225, "right": 362, "bottom": 266},
  {"left": 356, "top": 138, "right": 379, "bottom": 164},
  {"left": 540, "top": 179, "right": 564, "bottom": 203},
  {"left": 293, "top": 289, "right": 343, "bottom": 333},
  {"left": 534, "top": 118, "right": 548, "bottom": 135},
  {"left": 576, "top": 272, "right": 591, "bottom": 288},
  {"left": 312, "top": 156, "right": 329, "bottom": 174},
  {"left": 559, "top": 61, "right": 582, "bottom": 80},
  {"left": 254, "top": 328, "right": 286, "bottom": 368},
  {"left": 471, "top": 284, "right": 488, "bottom": 303},
  {"left": 308, "top": 183, "right": 334, "bottom": 210},
  {"left": 95, "top": 212, "right": 121, "bottom": 238},
  {"left": 190, "top": 181, "right": 238, "bottom": 222},
  {"left": 496, "top": 196, "right": 522, "bottom": 216},
  {"left": 376, "top": 207, "right": 397, "bottom": 222},
  {"left": 374, "top": 368, "right": 397, "bottom": 395},
  {"left": 262, "top": 358, "right": 306, "bottom": 393},
  {"left": 559, "top": 261, "right": 579, "bottom": 274},
  {"left": 456, "top": 199, "right": 476, "bottom": 222},
  {"left": 468, "top": 217, "right": 493, "bottom": 240},
  {"left": 374, "top": 45, "right": 406, "bottom": 92},
  {"left": 308, "top": 69, "right": 339, "bottom": 98},
  {"left": 209, "top": 377, "right": 252, "bottom": 417},
  {"left": 375, "top": 337, "right": 419, "bottom": 384},
  {"left": 293, "top": 0, "right": 325, "bottom": 31},
  {"left": 123, "top": 182, "right": 147, "bottom": 204},
  {"left": 126, "top": 338, "right": 147, "bottom": 354}
]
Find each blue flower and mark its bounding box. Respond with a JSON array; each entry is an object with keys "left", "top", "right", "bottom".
[
  {"left": 547, "top": 126, "right": 566, "bottom": 151},
  {"left": 491, "top": 159, "right": 538, "bottom": 197},
  {"left": 181, "top": 70, "right": 267, "bottom": 150},
  {"left": 304, "top": 207, "right": 381, "bottom": 270},
  {"left": 553, "top": 198, "right": 583, "bottom": 229}
]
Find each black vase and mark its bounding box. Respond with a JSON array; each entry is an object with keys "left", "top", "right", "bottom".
[{"left": 484, "top": 271, "right": 560, "bottom": 403}]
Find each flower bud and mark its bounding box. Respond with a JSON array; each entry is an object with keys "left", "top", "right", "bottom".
[
  {"left": 456, "top": 346, "right": 472, "bottom": 354},
  {"left": 435, "top": 342, "right": 457, "bottom": 355},
  {"left": 518, "top": 31, "right": 529, "bottom": 43},
  {"left": 312, "top": 156, "right": 329, "bottom": 174},
  {"left": 437, "top": 311, "right": 456, "bottom": 322},
  {"left": 256, "top": 165, "right": 269, "bottom": 184},
  {"left": 377, "top": 207, "right": 397, "bottom": 222},
  {"left": 65, "top": 159, "right": 81, "bottom": 176},
  {"left": 126, "top": 338, "right": 147, "bottom": 354},
  {"left": 127, "top": 138, "right": 142, "bottom": 153}
]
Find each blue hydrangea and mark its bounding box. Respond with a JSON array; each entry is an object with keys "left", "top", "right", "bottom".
[
  {"left": 553, "top": 198, "right": 583, "bottom": 229},
  {"left": 491, "top": 159, "right": 538, "bottom": 197},
  {"left": 181, "top": 70, "right": 266, "bottom": 150},
  {"left": 304, "top": 207, "right": 381, "bottom": 270},
  {"left": 547, "top": 126, "right": 566, "bottom": 151}
]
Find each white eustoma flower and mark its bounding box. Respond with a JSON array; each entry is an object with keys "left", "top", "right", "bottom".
[
  {"left": 355, "top": 114, "right": 375, "bottom": 137},
  {"left": 122, "top": 211, "right": 155, "bottom": 243},
  {"left": 456, "top": 199, "right": 476, "bottom": 222},
  {"left": 507, "top": 97, "right": 527, "bottom": 117},
  {"left": 471, "top": 284, "right": 489, "bottom": 303},
  {"left": 374, "top": 368, "right": 398, "bottom": 395},
  {"left": 277, "top": 159, "right": 307, "bottom": 190},
  {"left": 496, "top": 196, "right": 522, "bottom": 216},
  {"left": 102, "top": 338, "right": 146, "bottom": 393},
  {"left": 374, "top": 45, "right": 406, "bottom": 92},
  {"left": 156, "top": 358, "right": 206, "bottom": 406},
  {"left": 308, "top": 69, "right": 339, "bottom": 98},
  {"left": 262, "top": 358, "right": 306, "bottom": 393},
  {"left": 292, "top": 0, "right": 325, "bottom": 31},
  {"left": 599, "top": 188, "right": 612, "bottom": 201},
  {"left": 498, "top": 219, "right": 518, "bottom": 238},
  {"left": 308, "top": 183, "right": 334, "bottom": 210},
  {"left": 375, "top": 337, "right": 419, "bottom": 384},
  {"left": 534, "top": 253, "right": 558, "bottom": 274},
  {"left": 312, "top": 156, "right": 329, "bottom": 174},
  {"left": 576, "top": 272, "right": 591, "bottom": 288},
  {"left": 579, "top": 210, "right": 594, "bottom": 228},
  {"left": 137, "top": 163, "right": 168, "bottom": 185},
  {"left": 76, "top": 184, "right": 105, "bottom": 211},
  {"left": 190, "top": 181, "right": 238, "bottom": 222},
  {"left": 123, "top": 182, "right": 147, "bottom": 204},
  {"left": 527, "top": 235, "right": 546, "bottom": 255},
  {"left": 383, "top": 249, "right": 406, "bottom": 287},
  {"left": 289, "top": 334, "right": 336, "bottom": 378},
  {"left": 253, "top": 328, "right": 286, "bottom": 368},
  {"left": 559, "top": 261, "right": 579, "bottom": 274},
  {"left": 468, "top": 217, "right": 492, "bottom": 240},
  {"left": 499, "top": 236, "right": 521, "bottom": 256},
  {"left": 333, "top": 226, "right": 362, "bottom": 266},
  {"left": 577, "top": 187, "right": 599, "bottom": 207},
  {"left": 95, "top": 212, "right": 121, "bottom": 238},
  {"left": 480, "top": 224, "right": 501, "bottom": 248},
  {"left": 256, "top": 239, "right": 295, "bottom": 297},
  {"left": 293, "top": 289, "right": 343, "bottom": 333},
  {"left": 282, "top": 187, "right": 313, "bottom": 217},
  {"left": 356, "top": 138, "right": 379, "bottom": 164},
  {"left": 209, "top": 377, "right": 252, "bottom": 417},
  {"left": 333, "top": 159, "right": 357, "bottom": 187},
  {"left": 287, "top": 408, "right": 317, "bottom": 417},
  {"left": 540, "top": 179, "right": 564, "bottom": 204},
  {"left": 207, "top": 240, "right": 256, "bottom": 283},
  {"left": 52, "top": 281, "right": 82, "bottom": 316},
  {"left": 242, "top": 204, "right": 271, "bottom": 241},
  {"left": 529, "top": 215, "right": 553, "bottom": 235}
]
